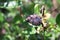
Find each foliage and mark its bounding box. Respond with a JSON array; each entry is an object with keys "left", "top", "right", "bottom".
[{"left": 0, "top": 0, "right": 60, "bottom": 40}]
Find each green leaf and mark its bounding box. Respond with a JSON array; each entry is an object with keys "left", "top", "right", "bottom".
[
  {"left": 34, "top": 4, "right": 40, "bottom": 14},
  {"left": 0, "top": 12, "right": 4, "bottom": 22},
  {"left": 56, "top": 14, "right": 60, "bottom": 27},
  {"left": 57, "top": 0, "right": 60, "bottom": 4}
]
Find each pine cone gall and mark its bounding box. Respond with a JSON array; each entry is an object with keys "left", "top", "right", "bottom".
[{"left": 26, "top": 14, "right": 42, "bottom": 26}]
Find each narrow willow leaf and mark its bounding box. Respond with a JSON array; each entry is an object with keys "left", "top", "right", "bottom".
[{"left": 34, "top": 4, "right": 39, "bottom": 14}]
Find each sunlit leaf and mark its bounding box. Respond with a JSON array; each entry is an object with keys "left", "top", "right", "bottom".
[{"left": 34, "top": 4, "right": 39, "bottom": 14}]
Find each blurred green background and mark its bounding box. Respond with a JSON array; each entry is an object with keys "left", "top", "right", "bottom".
[{"left": 0, "top": 0, "right": 60, "bottom": 40}]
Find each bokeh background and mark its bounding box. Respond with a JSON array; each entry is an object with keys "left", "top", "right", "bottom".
[{"left": 0, "top": 0, "right": 60, "bottom": 40}]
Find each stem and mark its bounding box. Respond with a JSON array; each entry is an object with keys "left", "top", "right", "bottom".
[
  {"left": 42, "top": 8, "right": 44, "bottom": 17},
  {"left": 42, "top": 5, "right": 45, "bottom": 17}
]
